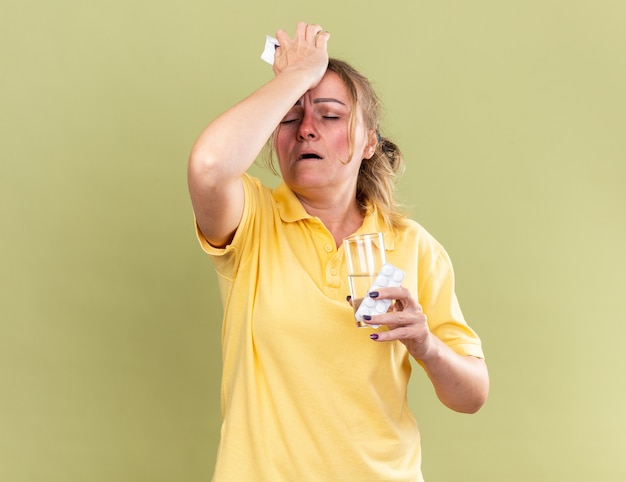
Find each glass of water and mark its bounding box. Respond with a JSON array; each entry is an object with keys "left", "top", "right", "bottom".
[{"left": 343, "top": 232, "right": 386, "bottom": 328}]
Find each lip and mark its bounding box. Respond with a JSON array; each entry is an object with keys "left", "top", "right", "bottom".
[{"left": 296, "top": 150, "right": 324, "bottom": 161}]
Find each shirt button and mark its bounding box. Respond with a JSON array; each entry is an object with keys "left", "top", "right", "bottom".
[
  {"left": 330, "top": 268, "right": 338, "bottom": 276},
  {"left": 324, "top": 244, "right": 333, "bottom": 253}
]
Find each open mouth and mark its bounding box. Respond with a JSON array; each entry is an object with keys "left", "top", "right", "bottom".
[{"left": 298, "top": 153, "right": 323, "bottom": 160}]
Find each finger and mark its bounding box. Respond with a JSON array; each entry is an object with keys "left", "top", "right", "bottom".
[
  {"left": 368, "top": 286, "right": 420, "bottom": 311},
  {"left": 371, "top": 325, "right": 422, "bottom": 342},
  {"left": 368, "top": 313, "right": 429, "bottom": 344},
  {"left": 294, "top": 21, "right": 308, "bottom": 39},
  {"left": 305, "top": 23, "right": 323, "bottom": 42},
  {"left": 315, "top": 30, "right": 331, "bottom": 48},
  {"left": 363, "top": 310, "right": 418, "bottom": 327},
  {"left": 274, "top": 28, "right": 291, "bottom": 45}
]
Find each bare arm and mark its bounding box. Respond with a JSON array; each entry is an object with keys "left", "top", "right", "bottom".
[
  {"left": 187, "top": 23, "right": 330, "bottom": 247},
  {"left": 362, "top": 288, "right": 489, "bottom": 414},
  {"left": 414, "top": 335, "right": 489, "bottom": 414}
]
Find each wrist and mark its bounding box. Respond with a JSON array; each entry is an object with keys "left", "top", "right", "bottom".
[
  {"left": 411, "top": 331, "right": 442, "bottom": 363},
  {"left": 274, "top": 63, "right": 326, "bottom": 91}
]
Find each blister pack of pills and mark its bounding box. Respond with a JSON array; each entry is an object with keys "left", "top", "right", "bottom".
[{"left": 355, "top": 263, "right": 405, "bottom": 327}]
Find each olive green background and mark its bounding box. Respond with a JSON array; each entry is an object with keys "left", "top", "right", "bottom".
[{"left": 2, "top": 0, "right": 624, "bottom": 481}]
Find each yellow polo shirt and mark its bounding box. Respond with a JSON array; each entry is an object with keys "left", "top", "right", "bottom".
[{"left": 196, "top": 174, "right": 484, "bottom": 481}]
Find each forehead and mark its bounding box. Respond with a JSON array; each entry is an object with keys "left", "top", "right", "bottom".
[{"left": 305, "top": 71, "right": 352, "bottom": 103}]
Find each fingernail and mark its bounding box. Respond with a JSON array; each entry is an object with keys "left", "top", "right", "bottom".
[
  {"left": 369, "top": 291, "right": 379, "bottom": 298},
  {"left": 363, "top": 315, "right": 372, "bottom": 321},
  {"left": 346, "top": 295, "right": 352, "bottom": 302},
  {"left": 370, "top": 334, "right": 379, "bottom": 340}
]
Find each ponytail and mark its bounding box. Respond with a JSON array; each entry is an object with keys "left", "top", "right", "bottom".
[{"left": 356, "top": 134, "right": 406, "bottom": 231}]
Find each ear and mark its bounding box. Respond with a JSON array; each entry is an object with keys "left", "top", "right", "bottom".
[{"left": 362, "top": 129, "right": 378, "bottom": 160}]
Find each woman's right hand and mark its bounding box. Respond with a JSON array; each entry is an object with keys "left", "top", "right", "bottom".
[
  {"left": 273, "top": 22, "right": 330, "bottom": 90},
  {"left": 188, "top": 22, "right": 330, "bottom": 248}
]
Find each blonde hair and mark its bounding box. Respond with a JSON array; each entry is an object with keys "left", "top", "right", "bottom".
[{"left": 264, "top": 58, "right": 407, "bottom": 230}]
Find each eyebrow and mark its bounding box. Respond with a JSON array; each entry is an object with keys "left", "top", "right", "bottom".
[
  {"left": 314, "top": 97, "right": 346, "bottom": 105},
  {"left": 294, "top": 97, "right": 347, "bottom": 106}
]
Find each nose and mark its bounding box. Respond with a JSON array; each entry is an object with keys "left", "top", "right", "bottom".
[{"left": 297, "top": 112, "right": 318, "bottom": 141}]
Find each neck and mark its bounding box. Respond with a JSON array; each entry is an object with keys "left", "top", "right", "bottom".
[{"left": 297, "top": 193, "right": 364, "bottom": 247}]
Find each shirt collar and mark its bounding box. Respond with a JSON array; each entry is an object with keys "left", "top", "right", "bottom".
[
  {"left": 273, "top": 182, "right": 313, "bottom": 222},
  {"left": 351, "top": 208, "right": 397, "bottom": 251},
  {"left": 272, "top": 182, "right": 397, "bottom": 251}
]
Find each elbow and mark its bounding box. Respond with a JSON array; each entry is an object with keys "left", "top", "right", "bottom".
[
  {"left": 188, "top": 148, "right": 227, "bottom": 190},
  {"left": 458, "top": 392, "right": 488, "bottom": 414},
  {"left": 188, "top": 145, "right": 215, "bottom": 176},
  {"left": 444, "top": 389, "right": 489, "bottom": 415},
  {"left": 450, "top": 375, "right": 490, "bottom": 414},
  {"left": 442, "top": 361, "right": 490, "bottom": 414}
]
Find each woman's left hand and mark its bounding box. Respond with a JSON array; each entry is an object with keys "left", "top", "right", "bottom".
[
  {"left": 352, "top": 287, "right": 489, "bottom": 413},
  {"left": 350, "top": 286, "right": 489, "bottom": 413},
  {"left": 361, "top": 286, "right": 434, "bottom": 361}
]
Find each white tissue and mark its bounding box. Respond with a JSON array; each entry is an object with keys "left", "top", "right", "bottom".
[{"left": 261, "top": 35, "right": 280, "bottom": 65}]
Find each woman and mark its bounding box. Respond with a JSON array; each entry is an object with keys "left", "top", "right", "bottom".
[{"left": 188, "top": 22, "right": 489, "bottom": 481}]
